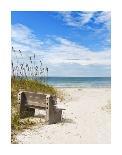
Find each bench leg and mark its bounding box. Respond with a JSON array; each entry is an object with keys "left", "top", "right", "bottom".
[{"left": 54, "top": 109, "right": 62, "bottom": 123}]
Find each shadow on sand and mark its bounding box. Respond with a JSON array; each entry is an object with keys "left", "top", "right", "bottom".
[{"left": 61, "top": 118, "right": 75, "bottom": 124}]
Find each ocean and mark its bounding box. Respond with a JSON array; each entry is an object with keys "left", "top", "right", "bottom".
[{"left": 45, "top": 77, "right": 111, "bottom": 88}]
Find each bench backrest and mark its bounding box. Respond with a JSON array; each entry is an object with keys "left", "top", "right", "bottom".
[{"left": 18, "top": 91, "right": 51, "bottom": 108}]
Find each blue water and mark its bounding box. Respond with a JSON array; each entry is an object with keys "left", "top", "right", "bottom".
[{"left": 46, "top": 77, "right": 111, "bottom": 88}]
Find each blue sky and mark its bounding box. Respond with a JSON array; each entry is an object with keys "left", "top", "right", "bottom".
[{"left": 11, "top": 11, "right": 111, "bottom": 77}]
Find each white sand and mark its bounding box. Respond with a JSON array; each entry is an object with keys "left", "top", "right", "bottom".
[{"left": 16, "top": 88, "right": 111, "bottom": 144}]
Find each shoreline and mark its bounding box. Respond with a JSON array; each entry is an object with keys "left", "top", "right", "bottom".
[{"left": 54, "top": 86, "right": 111, "bottom": 89}]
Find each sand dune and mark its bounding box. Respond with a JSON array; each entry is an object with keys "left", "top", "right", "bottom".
[{"left": 16, "top": 88, "right": 111, "bottom": 144}]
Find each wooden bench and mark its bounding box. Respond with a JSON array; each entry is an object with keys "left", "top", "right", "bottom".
[{"left": 18, "top": 91, "right": 64, "bottom": 124}]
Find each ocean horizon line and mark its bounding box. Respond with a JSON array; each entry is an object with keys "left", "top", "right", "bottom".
[{"left": 47, "top": 76, "right": 111, "bottom": 78}]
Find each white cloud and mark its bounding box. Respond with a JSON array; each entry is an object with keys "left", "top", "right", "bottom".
[
  {"left": 95, "top": 12, "right": 111, "bottom": 29},
  {"left": 58, "top": 11, "right": 111, "bottom": 30},
  {"left": 11, "top": 24, "right": 111, "bottom": 76},
  {"left": 12, "top": 24, "right": 44, "bottom": 54},
  {"left": 44, "top": 37, "right": 110, "bottom": 66},
  {"left": 58, "top": 11, "right": 95, "bottom": 27}
]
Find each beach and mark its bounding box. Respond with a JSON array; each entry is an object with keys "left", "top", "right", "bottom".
[{"left": 16, "top": 87, "right": 111, "bottom": 144}]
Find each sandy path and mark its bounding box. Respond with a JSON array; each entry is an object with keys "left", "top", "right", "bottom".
[{"left": 16, "top": 88, "right": 111, "bottom": 144}]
